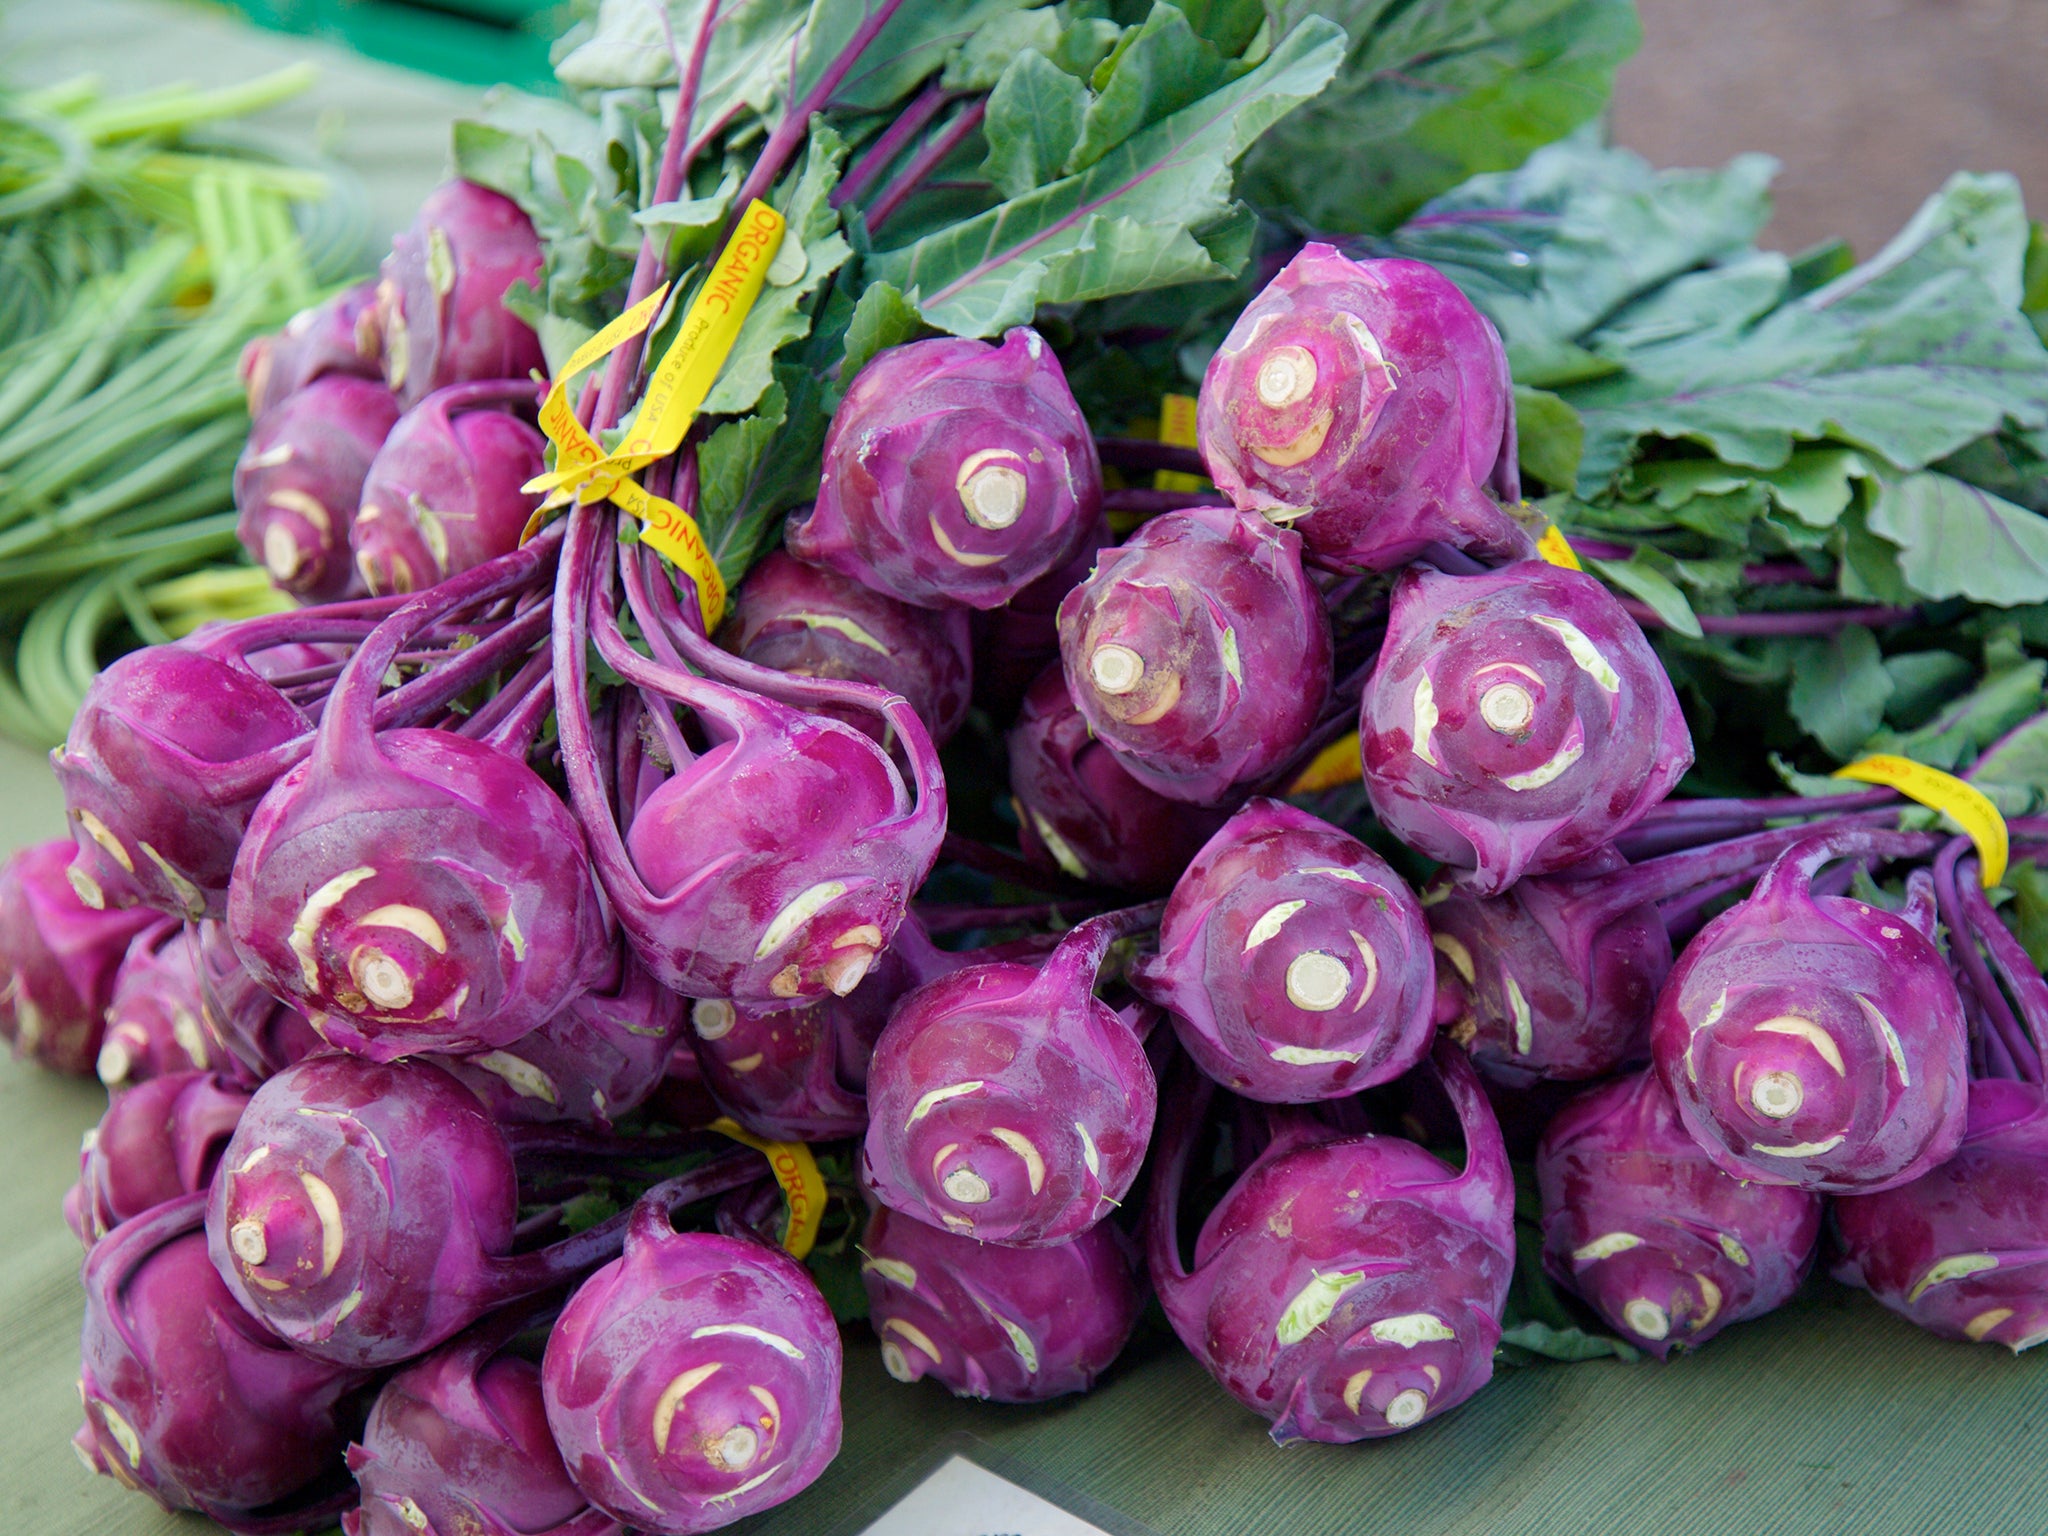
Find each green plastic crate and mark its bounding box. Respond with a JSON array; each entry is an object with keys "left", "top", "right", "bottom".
[{"left": 221, "top": 0, "right": 569, "bottom": 92}]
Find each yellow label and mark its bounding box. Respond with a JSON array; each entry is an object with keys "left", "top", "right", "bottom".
[
  {"left": 1537, "top": 525, "right": 1583, "bottom": 571},
  {"left": 1288, "top": 732, "right": 1364, "bottom": 795},
  {"left": 1833, "top": 754, "right": 2009, "bottom": 887},
  {"left": 524, "top": 283, "right": 673, "bottom": 505},
  {"left": 709, "top": 1116, "right": 826, "bottom": 1261},
  {"left": 1153, "top": 392, "right": 1206, "bottom": 494},
  {"left": 612, "top": 478, "right": 729, "bottom": 632}
]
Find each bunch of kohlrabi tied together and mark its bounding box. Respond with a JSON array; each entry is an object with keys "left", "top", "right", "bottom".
[{"left": 9, "top": 2, "right": 2048, "bottom": 1531}]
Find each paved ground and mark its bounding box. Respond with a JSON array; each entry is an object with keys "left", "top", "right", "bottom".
[{"left": 1613, "top": 0, "right": 2048, "bottom": 255}]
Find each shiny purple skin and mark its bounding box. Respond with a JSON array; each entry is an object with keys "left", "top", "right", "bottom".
[
  {"left": 1134, "top": 799, "right": 1434, "bottom": 1102},
  {"left": 344, "top": 1326, "right": 607, "bottom": 1536},
  {"left": 66, "top": 1070, "right": 251, "bottom": 1247},
  {"left": 1147, "top": 1041, "right": 1515, "bottom": 1443},
  {"left": 352, "top": 386, "right": 547, "bottom": 596},
  {"left": 1832, "top": 1079, "right": 2048, "bottom": 1351},
  {"left": 1058, "top": 505, "right": 1333, "bottom": 806},
  {"left": 786, "top": 328, "right": 1102, "bottom": 610},
  {"left": 862, "top": 913, "right": 1155, "bottom": 1247},
  {"left": 689, "top": 918, "right": 959, "bottom": 1141},
  {"left": 1538, "top": 1070, "right": 1822, "bottom": 1357},
  {"left": 79, "top": 1194, "right": 369, "bottom": 1529},
  {"left": 1197, "top": 245, "right": 1530, "bottom": 571},
  {"left": 1007, "top": 665, "right": 1231, "bottom": 894},
  {"left": 375, "top": 180, "right": 545, "bottom": 410},
  {"left": 622, "top": 702, "right": 936, "bottom": 1007},
  {"left": 96, "top": 920, "right": 214, "bottom": 1088},
  {"left": 0, "top": 839, "right": 157, "bottom": 1074},
  {"left": 54, "top": 641, "right": 313, "bottom": 919},
  {"left": 1360, "top": 561, "right": 1692, "bottom": 894},
  {"left": 971, "top": 514, "right": 1111, "bottom": 720},
  {"left": 434, "top": 946, "right": 687, "bottom": 1130},
  {"left": 1650, "top": 840, "right": 1969, "bottom": 1194},
  {"left": 860, "top": 1204, "right": 1146, "bottom": 1402},
  {"left": 717, "top": 550, "right": 973, "bottom": 749},
  {"left": 1426, "top": 848, "right": 1670, "bottom": 1086},
  {"left": 206, "top": 1055, "right": 521, "bottom": 1369},
  {"left": 194, "top": 919, "right": 326, "bottom": 1087},
  {"left": 235, "top": 375, "right": 400, "bottom": 601},
  {"left": 228, "top": 722, "right": 607, "bottom": 1061},
  {"left": 542, "top": 1206, "right": 843, "bottom": 1534},
  {"left": 240, "top": 280, "right": 383, "bottom": 421}
]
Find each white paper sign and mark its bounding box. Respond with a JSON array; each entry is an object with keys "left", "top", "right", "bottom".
[{"left": 858, "top": 1453, "right": 1117, "bottom": 1536}]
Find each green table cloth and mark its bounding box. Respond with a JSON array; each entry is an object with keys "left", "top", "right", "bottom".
[{"left": 0, "top": 7, "right": 2043, "bottom": 1533}]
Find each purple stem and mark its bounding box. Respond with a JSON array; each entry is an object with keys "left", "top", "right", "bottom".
[
  {"left": 914, "top": 899, "right": 1107, "bottom": 936},
  {"left": 866, "top": 99, "right": 989, "bottom": 234},
  {"left": 1104, "top": 487, "right": 1214, "bottom": 516},
  {"left": 1655, "top": 868, "right": 1758, "bottom": 943},
  {"left": 1932, "top": 837, "right": 2039, "bottom": 1081},
  {"left": 833, "top": 80, "right": 952, "bottom": 207},
  {"left": 1616, "top": 788, "right": 1897, "bottom": 859},
  {"left": 1097, "top": 437, "right": 1206, "bottom": 475},
  {"left": 1952, "top": 853, "right": 2048, "bottom": 1082},
  {"left": 941, "top": 830, "right": 1095, "bottom": 898},
  {"left": 1569, "top": 538, "right": 1829, "bottom": 589},
  {"left": 1620, "top": 599, "right": 1920, "bottom": 635}
]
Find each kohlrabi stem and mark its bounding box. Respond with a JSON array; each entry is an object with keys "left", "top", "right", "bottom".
[
  {"left": 1953, "top": 858, "right": 2048, "bottom": 1082},
  {"left": 1616, "top": 788, "right": 1897, "bottom": 859},
  {"left": 1935, "top": 840, "right": 2043, "bottom": 1082},
  {"left": 725, "top": 0, "right": 910, "bottom": 232},
  {"left": 940, "top": 830, "right": 1096, "bottom": 898},
  {"left": 833, "top": 80, "right": 951, "bottom": 208},
  {"left": 463, "top": 647, "right": 556, "bottom": 754},
  {"left": 1142, "top": 1056, "right": 1216, "bottom": 1286},
  {"left": 914, "top": 900, "right": 1106, "bottom": 936},
  {"left": 1096, "top": 437, "right": 1206, "bottom": 476},
  {"left": 1620, "top": 600, "right": 1920, "bottom": 635},
  {"left": 865, "top": 99, "right": 989, "bottom": 234}
]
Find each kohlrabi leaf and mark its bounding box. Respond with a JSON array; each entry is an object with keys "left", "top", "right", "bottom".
[
  {"left": 869, "top": 15, "right": 1344, "bottom": 337},
  {"left": 1785, "top": 624, "right": 1893, "bottom": 759},
  {"left": 2001, "top": 859, "right": 2048, "bottom": 968},
  {"left": 1864, "top": 633, "right": 2047, "bottom": 770},
  {"left": 697, "top": 364, "right": 832, "bottom": 584},
  {"left": 1588, "top": 553, "right": 1701, "bottom": 639},
  {"left": 1566, "top": 175, "right": 2048, "bottom": 492},
  {"left": 1513, "top": 386, "right": 1583, "bottom": 493},
  {"left": 836, "top": 278, "right": 923, "bottom": 391},
  {"left": 806, "top": 0, "right": 1036, "bottom": 115},
  {"left": 554, "top": 0, "right": 810, "bottom": 119},
  {"left": 1865, "top": 471, "right": 2048, "bottom": 607},
  {"left": 1967, "top": 711, "right": 2048, "bottom": 816},
  {"left": 981, "top": 48, "right": 1089, "bottom": 201},
  {"left": 1241, "top": 0, "right": 1641, "bottom": 235},
  {"left": 1066, "top": 2, "right": 1243, "bottom": 175}
]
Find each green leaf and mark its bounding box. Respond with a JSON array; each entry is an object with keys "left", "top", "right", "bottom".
[
  {"left": 1175, "top": 0, "right": 1268, "bottom": 57},
  {"left": 1785, "top": 624, "right": 1892, "bottom": 759},
  {"left": 2001, "top": 859, "right": 2048, "bottom": 969},
  {"left": 1068, "top": 3, "right": 1240, "bottom": 174},
  {"left": 1498, "top": 1319, "right": 1639, "bottom": 1365},
  {"left": 1868, "top": 635, "right": 2046, "bottom": 770},
  {"left": 1866, "top": 470, "right": 2048, "bottom": 607},
  {"left": 1243, "top": 0, "right": 1641, "bottom": 234},
  {"left": 942, "top": 7, "right": 1062, "bottom": 89},
  {"left": 1967, "top": 710, "right": 2048, "bottom": 816},
  {"left": 1882, "top": 650, "right": 1976, "bottom": 728},
  {"left": 837, "top": 278, "right": 922, "bottom": 388},
  {"left": 555, "top": 0, "right": 810, "bottom": 125},
  {"left": 870, "top": 16, "right": 1344, "bottom": 336},
  {"left": 797, "top": 0, "right": 1034, "bottom": 115},
  {"left": 1513, "top": 385, "right": 1582, "bottom": 493},
  {"left": 982, "top": 49, "right": 1089, "bottom": 200},
  {"left": 698, "top": 363, "right": 833, "bottom": 584},
  {"left": 1566, "top": 175, "right": 2048, "bottom": 491},
  {"left": 701, "top": 127, "right": 852, "bottom": 417},
  {"left": 1588, "top": 553, "right": 1700, "bottom": 638}
]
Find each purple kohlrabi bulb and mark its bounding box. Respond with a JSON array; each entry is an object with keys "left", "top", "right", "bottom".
[
  {"left": 1538, "top": 1070, "right": 1821, "bottom": 1356},
  {"left": 1831, "top": 1079, "right": 2048, "bottom": 1351},
  {"left": 861, "top": 1204, "right": 1145, "bottom": 1402},
  {"left": 54, "top": 641, "right": 313, "bottom": 918},
  {"left": 433, "top": 944, "right": 687, "bottom": 1130},
  {"left": 96, "top": 919, "right": 214, "bottom": 1088},
  {"left": 1007, "top": 664, "right": 1231, "bottom": 895},
  {"left": 1197, "top": 245, "right": 1529, "bottom": 571},
  {"left": 1147, "top": 1040, "right": 1514, "bottom": 1442},
  {"left": 344, "top": 1316, "right": 606, "bottom": 1536},
  {"left": 863, "top": 910, "right": 1156, "bottom": 1247},
  {"left": 235, "top": 374, "right": 400, "bottom": 600},
  {"left": 786, "top": 328, "right": 1101, "bottom": 610},
  {"left": 352, "top": 382, "right": 546, "bottom": 596},
  {"left": 1360, "top": 560, "right": 1692, "bottom": 893},
  {"left": 1134, "top": 798, "right": 1434, "bottom": 1102},
  {"left": 67, "top": 1069, "right": 251, "bottom": 1247},
  {"left": 717, "top": 550, "right": 974, "bottom": 749},
  {"left": 1650, "top": 831, "right": 1966, "bottom": 1194},
  {"left": 543, "top": 1199, "right": 842, "bottom": 1534},
  {"left": 1058, "top": 505, "right": 1332, "bottom": 805},
  {"left": 240, "top": 279, "right": 383, "bottom": 420},
  {"left": 690, "top": 917, "right": 959, "bottom": 1141},
  {"left": 0, "top": 839, "right": 157, "bottom": 1074},
  {"left": 375, "top": 180, "right": 544, "bottom": 410},
  {"left": 194, "top": 918, "right": 326, "bottom": 1086},
  {"left": 79, "top": 1193, "right": 370, "bottom": 1530}
]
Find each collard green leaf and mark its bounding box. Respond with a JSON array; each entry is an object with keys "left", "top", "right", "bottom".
[
  {"left": 1242, "top": 0, "right": 1640, "bottom": 235},
  {"left": 869, "top": 16, "right": 1344, "bottom": 336},
  {"left": 1067, "top": 3, "right": 1240, "bottom": 175},
  {"left": 1785, "top": 624, "right": 1892, "bottom": 759},
  {"left": 1513, "top": 385, "right": 1583, "bottom": 493},
  {"left": 1865, "top": 471, "right": 2048, "bottom": 607},
  {"left": 982, "top": 49, "right": 1089, "bottom": 200}
]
